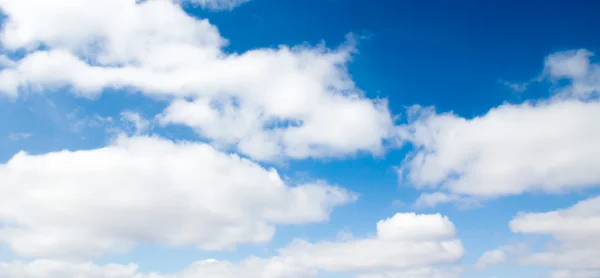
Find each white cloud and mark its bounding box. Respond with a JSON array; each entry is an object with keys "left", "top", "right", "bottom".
[
  {"left": 510, "top": 196, "right": 600, "bottom": 271},
  {"left": 398, "top": 49, "right": 600, "bottom": 201},
  {"left": 544, "top": 49, "right": 600, "bottom": 98},
  {"left": 475, "top": 249, "right": 505, "bottom": 270},
  {"left": 183, "top": 0, "right": 250, "bottom": 10},
  {"left": 356, "top": 267, "right": 463, "bottom": 278},
  {"left": 0, "top": 212, "right": 463, "bottom": 277},
  {"left": 279, "top": 213, "right": 464, "bottom": 272},
  {"left": 120, "top": 111, "right": 150, "bottom": 134},
  {"left": 397, "top": 99, "right": 600, "bottom": 198},
  {"left": 0, "top": 257, "right": 314, "bottom": 278},
  {"left": 0, "top": 0, "right": 396, "bottom": 161},
  {"left": 7, "top": 132, "right": 32, "bottom": 141},
  {"left": 551, "top": 269, "right": 600, "bottom": 278},
  {"left": 501, "top": 80, "right": 528, "bottom": 92},
  {"left": 0, "top": 136, "right": 355, "bottom": 260},
  {"left": 414, "top": 192, "right": 469, "bottom": 208}
]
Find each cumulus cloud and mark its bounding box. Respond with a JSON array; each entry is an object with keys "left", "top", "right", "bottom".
[
  {"left": 0, "top": 0, "right": 396, "bottom": 161},
  {"left": 0, "top": 212, "right": 463, "bottom": 277},
  {"left": 0, "top": 257, "right": 314, "bottom": 278},
  {"left": 279, "top": 213, "right": 464, "bottom": 272},
  {"left": 510, "top": 196, "right": 600, "bottom": 272},
  {"left": 397, "top": 99, "right": 600, "bottom": 198},
  {"left": 0, "top": 136, "right": 355, "bottom": 260},
  {"left": 551, "top": 269, "right": 600, "bottom": 278},
  {"left": 356, "top": 267, "right": 463, "bottom": 278},
  {"left": 396, "top": 49, "right": 600, "bottom": 203},
  {"left": 474, "top": 249, "right": 506, "bottom": 270}
]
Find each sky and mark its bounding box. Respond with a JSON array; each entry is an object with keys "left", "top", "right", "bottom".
[{"left": 0, "top": 0, "right": 599, "bottom": 277}]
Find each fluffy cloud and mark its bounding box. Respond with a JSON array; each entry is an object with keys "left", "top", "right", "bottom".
[
  {"left": 551, "top": 269, "right": 600, "bottom": 278},
  {"left": 397, "top": 99, "right": 600, "bottom": 198},
  {"left": 474, "top": 249, "right": 505, "bottom": 270},
  {"left": 279, "top": 213, "right": 464, "bottom": 272},
  {"left": 0, "top": 212, "right": 463, "bottom": 277},
  {"left": 544, "top": 49, "right": 600, "bottom": 98},
  {"left": 0, "top": 257, "right": 314, "bottom": 278},
  {"left": 0, "top": 136, "right": 355, "bottom": 260},
  {"left": 0, "top": 0, "right": 396, "bottom": 161},
  {"left": 510, "top": 196, "right": 600, "bottom": 272},
  {"left": 356, "top": 267, "right": 463, "bottom": 278},
  {"left": 397, "top": 49, "right": 600, "bottom": 202}
]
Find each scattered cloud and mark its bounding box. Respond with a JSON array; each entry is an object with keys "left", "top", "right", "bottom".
[
  {"left": 0, "top": 136, "right": 355, "bottom": 260},
  {"left": 414, "top": 192, "right": 479, "bottom": 209},
  {"left": 0, "top": 0, "right": 396, "bottom": 161},
  {"left": 475, "top": 249, "right": 506, "bottom": 270},
  {"left": 183, "top": 0, "right": 250, "bottom": 10},
  {"left": 544, "top": 49, "right": 600, "bottom": 98},
  {"left": 356, "top": 267, "right": 463, "bottom": 278},
  {"left": 397, "top": 99, "right": 600, "bottom": 198},
  {"left": 7, "top": 132, "right": 31, "bottom": 141},
  {"left": 551, "top": 269, "right": 600, "bottom": 278},
  {"left": 279, "top": 213, "right": 464, "bottom": 272},
  {"left": 500, "top": 80, "right": 529, "bottom": 92},
  {"left": 0, "top": 212, "right": 463, "bottom": 277},
  {"left": 0, "top": 257, "right": 314, "bottom": 278},
  {"left": 120, "top": 111, "right": 150, "bottom": 135},
  {"left": 510, "top": 196, "right": 600, "bottom": 271}
]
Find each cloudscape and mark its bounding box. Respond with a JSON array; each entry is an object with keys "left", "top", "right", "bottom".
[{"left": 0, "top": 0, "right": 599, "bottom": 277}]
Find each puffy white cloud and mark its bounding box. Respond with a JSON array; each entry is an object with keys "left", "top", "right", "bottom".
[
  {"left": 0, "top": 135, "right": 355, "bottom": 260},
  {"left": 510, "top": 196, "right": 600, "bottom": 271},
  {"left": 474, "top": 249, "right": 505, "bottom": 270},
  {"left": 0, "top": 257, "right": 314, "bottom": 278},
  {"left": 397, "top": 49, "right": 600, "bottom": 202},
  {"left": 356, "top": 267, "right": 463, "bottom": 278},
  {"left": 0, "top": 212, "right": 463, "bottom": 277},
  {"left": 397, "top": 99, "right": 600, "bottom": 198},
  {"left": 551, "top": 269, "right": 600, "bottom": 278},
  {"left": 279, "top": 213, "right": 464, "bottom": 272},
  {"left": 544, "top": 49, "right": 600, "bottom": 98},
  {"left": 0, "top": 0, "right": 396, "bottom": 161}
]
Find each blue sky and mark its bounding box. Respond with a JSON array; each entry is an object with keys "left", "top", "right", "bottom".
[{"left": 0, "top": 1, "right": 599, "bottom": 278}]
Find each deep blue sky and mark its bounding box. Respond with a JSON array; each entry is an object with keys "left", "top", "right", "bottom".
[{"left": 191, "top": 0, "right": 600, "bottom": 116}]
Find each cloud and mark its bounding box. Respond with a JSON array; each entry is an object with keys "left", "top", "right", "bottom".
[
  {"left": 544, "top": 49, "right": 600, "bottom": 98},
  {"left": 183, "top": 0, "right": 250, "bottom": 10},
  {"left": 0, "top": 257, "right": 315, "bottom": 278},
  {"left": 551, "top": 269, "right": 600, "bottom": 278},
  {"left": 509, "top": 196, "right": 600, "bottom": 271},
  {"left": 356, "top": 267, "right": 463, "bottom": 278},
  {"left": 413, "top": 192, "right": 479, "bottom": 209},
  {"left": 120, "top": 111, "right": 150, "bottom": 134},
  {"left": 475, "top": 249, "right": 506, "bottom": 270},
  {"left": 0, "top": 0, "right": 396, "bottom": 161},
  {"left": 7, "top": 132, "right": 32, "bottom": 141},
  {"left": 0, "top": 136, "right": 356, "bottom": 260},
  {"left": 0, "top": 212, "right": 463, "bottom": 277},
  {"left": 279, "top": 213, "right": 464, "bottom": 272},
  {"left": 397, "top": 99, "right": 600, "bottom": 198},
  {"left": 500, "top": 80, "right": 528, "bottom": 92}
]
